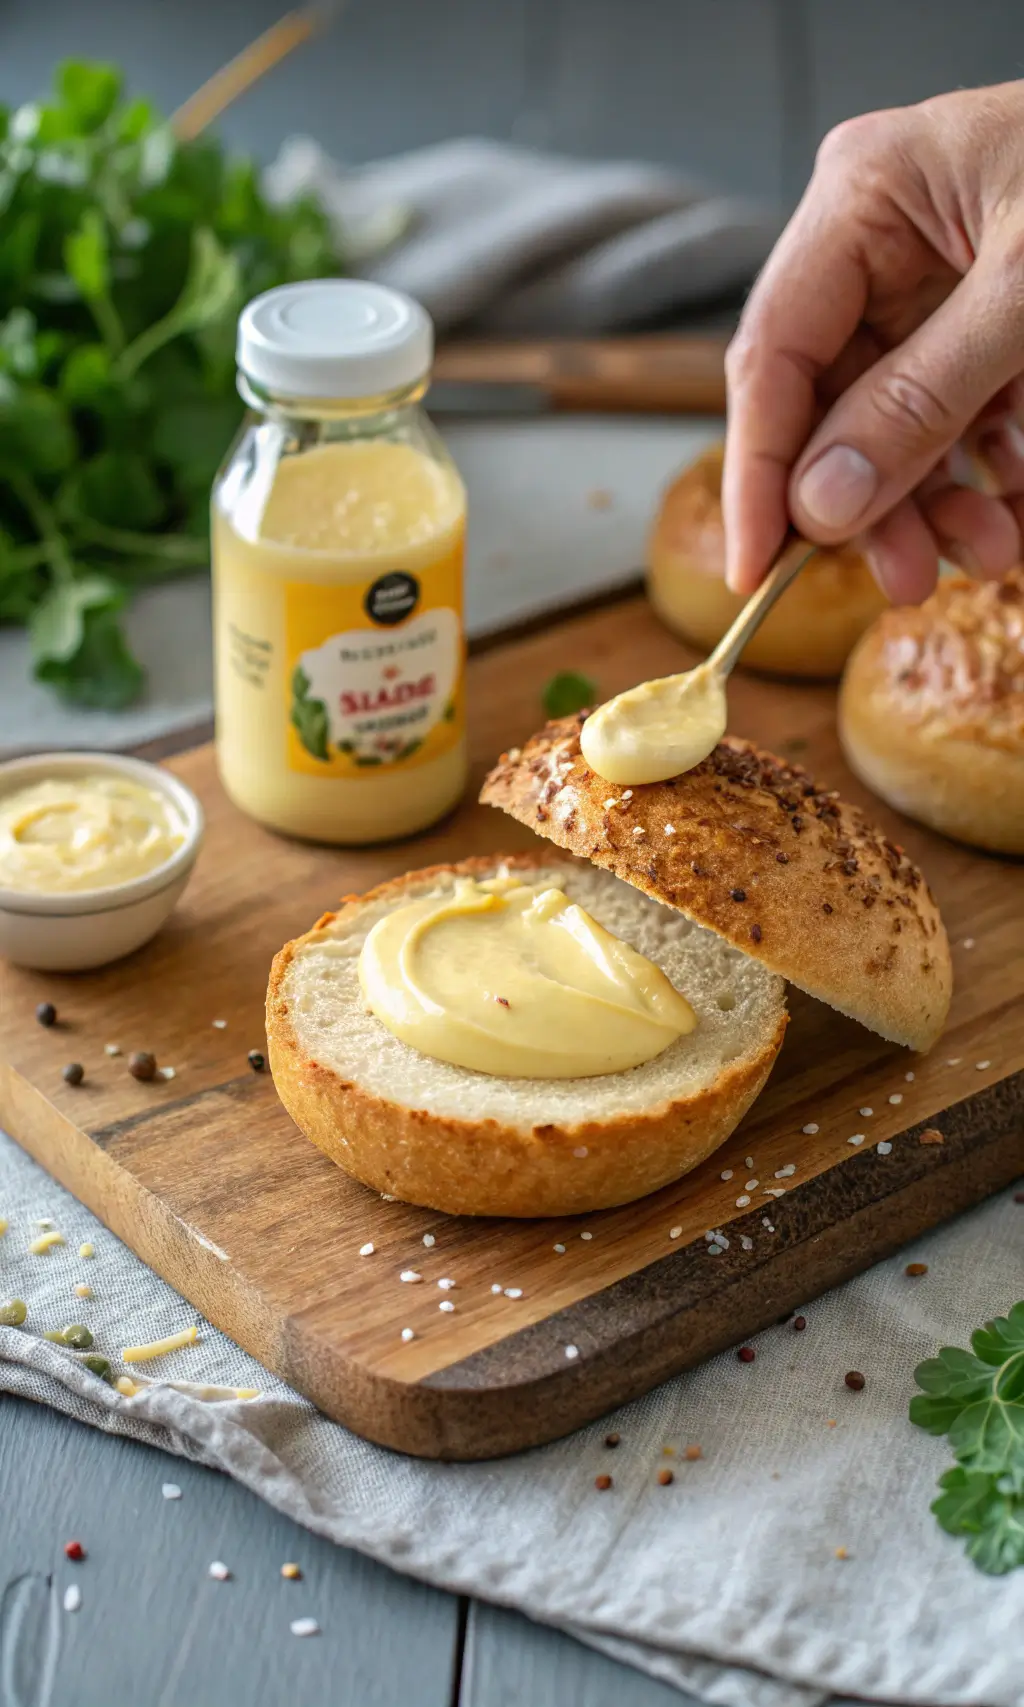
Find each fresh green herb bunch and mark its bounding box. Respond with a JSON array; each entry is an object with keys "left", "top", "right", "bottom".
[
  {"left": 910, "top": 1299, "right": 1024, "bottom": 1575},
  {"left": 0, "top": 59, "right": 341, "bottom": 707}
]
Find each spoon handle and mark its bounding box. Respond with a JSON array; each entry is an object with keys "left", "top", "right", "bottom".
[{"left": 705, "top": 537, "right": 818, "bottom": 679}]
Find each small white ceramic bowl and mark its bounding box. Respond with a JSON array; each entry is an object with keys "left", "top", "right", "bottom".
[{"left": 0, "top": 751, "right": 203, "bottom": 972}]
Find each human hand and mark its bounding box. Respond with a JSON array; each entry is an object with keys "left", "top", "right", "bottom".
[{"left": 723, "top": 81, "right": 1024, "bottom": 601}]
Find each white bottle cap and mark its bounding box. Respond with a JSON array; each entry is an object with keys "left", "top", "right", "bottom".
[{"left": 236, "top": 279, "right": 433, "bottom": 400}]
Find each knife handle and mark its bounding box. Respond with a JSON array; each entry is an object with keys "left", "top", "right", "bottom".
[{"left": 431, "top": 335, "right": 728, "bottom": 415}]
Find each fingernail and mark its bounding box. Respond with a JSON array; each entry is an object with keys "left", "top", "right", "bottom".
[
  {"left": 937, "top": 537, "right": 981, "bottom": 575},
  {"left": 797, "top": 446, "right": 879, "bottom": 532}
]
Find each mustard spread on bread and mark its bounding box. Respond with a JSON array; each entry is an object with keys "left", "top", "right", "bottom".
[
  {"left": 581, "top": 664, "right": 727, "bottom": 785},
  {"left": 358, "top": 874, "right": 696, "bottom": 1078}
]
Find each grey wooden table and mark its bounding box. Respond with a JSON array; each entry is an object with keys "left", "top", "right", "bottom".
[{"left": 0, "top": 1393, "right": 690, "bottom": 1707}]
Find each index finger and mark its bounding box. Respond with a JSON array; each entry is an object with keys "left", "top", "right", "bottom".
[{"left": 722, "top": 186, "right": 871, "bottom": 592}]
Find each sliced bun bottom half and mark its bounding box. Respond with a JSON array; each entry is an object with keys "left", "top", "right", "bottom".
[{"left": 267, "top": 854, "right": 787, "bottom": 1217}]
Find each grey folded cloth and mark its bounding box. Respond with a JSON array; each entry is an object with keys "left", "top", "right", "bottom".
[
  {"left": 265, "top": 135, "right": 781, "bottom": 333},
  {"left": 2, "top": 1126, "right": 1022, "bottom": 1707}
]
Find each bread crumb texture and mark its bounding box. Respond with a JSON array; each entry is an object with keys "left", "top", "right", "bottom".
[
  {"left": 267, "top": 854, "right": 786, "bottom": 1216},
  {"left": 481, "top": 725, "right": 951, "bottom": 1052}
]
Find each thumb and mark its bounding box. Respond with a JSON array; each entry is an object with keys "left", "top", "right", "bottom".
[{"left": 789, "top": 240, "right": 1024, "bottom": 542}]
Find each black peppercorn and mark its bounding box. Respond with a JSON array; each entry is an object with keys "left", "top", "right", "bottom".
[
  {"left": 62, "top": 1063, "right": 84, "bottom": 1087},
  {"left": 128, "top": 1051, "right": 157, "bottom": 1082},
  {"left": 36, "top": 1001, "right": 57, "bottom": 1027},
  {"left": 248, "top": 1050, "right": 266, "bottom": 1072},
  {"left": 730, "top": 888, "right": 747, "bottom": 903}
]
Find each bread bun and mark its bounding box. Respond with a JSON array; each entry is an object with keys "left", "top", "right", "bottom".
[
  {"left": 267, "top": 854, "right": 786, "bottom": 1217},
  {"left": 839, "top": 569, "right": 1024, "bottom": 856},
  {"left": 482, "top": 725, "right": 951, "bottom": 1053},
  {"left": 647, "top": 444, "right": 886, "bottom": 678}
]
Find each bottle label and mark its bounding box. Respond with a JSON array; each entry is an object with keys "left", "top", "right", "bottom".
[{"left": 284, "top": 536, "right": 464, "bottom": 777}]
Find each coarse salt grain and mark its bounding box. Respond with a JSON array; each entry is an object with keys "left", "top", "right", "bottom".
[
  {"left": 962, "top": 938, "right": 975, "bottom": 949},
  {"left": 603, "top": 797, "right": 617, "bottom": 809},
  {"left": 490, "top": 1283, "right": 503, "bottom": 1294},
  {"left": 745, "top": 1179, "right": 759, "bottom": 1191},
  {"left": 745, "top": 1157, "right": 754, "bottom": 1169},
  {"left": 208, "top": 1561, "right": 230, "bottom": 1581},
  {"left": 564, "top": 1345, "right": 579, "bottom": 1360},
  {"left": 580, "top": 1230, "right": 593, "bottom": 1241},
  {"left": 802, "top": 1123, "right": 818, "bottom": 1135},
  {"left": 669, "top": 1226, "right": 682, "bottom": 1240},
  {"left": 158, "top": 1066, "right": 176, "bottom": 1081},
  {"left": 359, "top": 1242, "right": 374, "bottom": 1257},
  {"left": 763, "top": 1187, "right": 785, "bottom": 1198},
  {"left": 947, "top": 1058, "right": 961, "bottom": 1066},
  {"left": 63, "top": 1584, "right": 82, "bottom": 1613},
  {"left": 400, "top": 1328, "right": 415, "bottom": 1342},
  {"left": 104, "top": 1043, "right": 121, "bottom": 1056},
  {"left": 713, "top": 1233, "right": 729, "bottom": 1249},
  {"left": 212, "top": 1019, "right": 227, "bottom": 1029},
  {"left": 290, "top": 1618, "right": 320, "bottom": 1638},
  {"left": 877, "top": 1141, "right": 893, "bottom": 1155},
  {"left": 848, "top": 1134, "right": 865, "bottom": 1146},
  {"left": 399, "top": 1270, "right": 422, "bottom": 1283},
  {"left": 762, "top": 1217, "right": 773, "bottom": 1229},
  {"left": 860, "top": 1107, "right": 873, "bottom": 1117},
  {"left": 504, "top": 1287, "right": 523, "bottom": 1299},
  {"left": 720, "top": 1170, "right": 733, "bottom": 1181},
  {"left": 664, "top": 824, "right": 676, "bottom": 835},
  {"left": 889, "top": 1093, "right": 902, "bottom": 1105},
  {"left": 553, "top": 1244, "right": 566, "bottom": 1254},
  {"left": 632, "top": 825, "right": 645, "bottom": 837},
  {"left": 439, "top": 1300, "right": 455, "bottom": 1313},
  {"left": 162, "top": 1483, "right": 182, "bottom": 1500},
  {"left": 976, "top": 1060, "right": 991, "bottom": 1070},
  {"left": 775, "top": 1164, "right": 796, "bottom": 1178},
  {"left": 707, "top": 1243, "right": 722, "bottom": 1255},
  {"left": 573, "top": 1146, "right": 589, "bottom": 1158},
  {"left": 735, "top": 1194, "right": 751, "bottom": 1208},
  {"left": 740, "top": 1236, "right": 753, "bottom": 1251},
  {"left": 905, "top": 1072, "right": 915, "bottom": 1082},
  {"left": 437, "top": 1277, "right": 455, "bottom": 1289},
  {"left": 622, "top": 790, "right": 633, "bottom": 800},
  {"left": 422, "top": 1233, "right": 436, "bottom": 1247}
]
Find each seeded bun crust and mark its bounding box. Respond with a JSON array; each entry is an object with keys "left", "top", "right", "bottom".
[
  {"left": 481, "top": 727, "right": 952, "bottom": 1052},
  {"left": 267, "top": 854, "right": 787, "bottom": 1217},
  {"left": 647, "top": 445, "right": 886, "bottom": 679},
  {"left": 839, "top": 570, "right": 1024, "bottom": 856}
]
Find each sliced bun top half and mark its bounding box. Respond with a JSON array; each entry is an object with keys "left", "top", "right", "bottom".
[{"left": 480, "top": 719, "right": 952, "bottom": 1052}]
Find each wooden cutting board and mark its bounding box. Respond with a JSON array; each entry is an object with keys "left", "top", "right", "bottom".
[{"left": 1, "top": 595, "right": 1021, "bottom": 1459}]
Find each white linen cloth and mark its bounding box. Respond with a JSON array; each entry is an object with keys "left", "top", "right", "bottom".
[
  {"left": 1, "top": 1128, "right": 1021, "bottom": 1707},
  {"left": 264, "top": 135, "right": 781, "bottom": 333}
]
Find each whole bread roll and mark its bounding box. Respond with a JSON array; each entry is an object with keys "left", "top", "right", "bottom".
[
  {"left": 647, "top": 444, "right": 887, "bottom": 678},
  {"left": 839, "top": 569, "right": 1024, "bottom": 856}
]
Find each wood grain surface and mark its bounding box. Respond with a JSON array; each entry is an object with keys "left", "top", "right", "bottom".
[{"left": 1, "top": 595, "right": 1021, "bottom": 1459}]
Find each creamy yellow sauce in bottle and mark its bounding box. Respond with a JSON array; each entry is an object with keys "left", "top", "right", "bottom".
[
  {"left": 213, "top": 281, "right": 467, "bottom": 843},
  {"left": 0, "top": 774, "right": 185, "bottom": 894},
  {"left": 359, "top": 875, "right": 696, "bottom": 1078}
]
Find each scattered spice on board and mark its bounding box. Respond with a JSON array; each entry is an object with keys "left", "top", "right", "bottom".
[
  {"left": 906, "top": 1262, "right": 928, "bottom": 1277},
  {"left": 281, "top": 1562, "right": 302, "bottom": 1580},
  {"left": 845, "top": 1371, "right": 866, "bottom": 1391},
  {"left": 64, "top": 1540, "right": 85, "bottom": 1561},
  {"left": 594, "top": 1474, "right": 613, "bottom": 1491},
  {"left": 62, "top": 1063, "right": 84, "bottom": 1086},
  {"left": 36, "top": 1001, "right": 57, "bottom": 1027},
  {"left": 657, "top": 1468, "right": 674, "bottom": 1486},
  {"left": 737, "top": 1346, "right": 756, "bottom": 1363}
]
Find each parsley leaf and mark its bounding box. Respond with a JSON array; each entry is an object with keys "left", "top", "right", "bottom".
[
  {"left": 542, "top": 670, "right": 597, "bottom": 719},
  {"left": 0, "top": 57, "right": 344, "bottom": 708},
  {"left": 910, "top": 1300, "right": 1024, "bottom": 1573}
]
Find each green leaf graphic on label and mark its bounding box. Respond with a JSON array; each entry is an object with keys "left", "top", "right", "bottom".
[{"left": 290, "top": 663, "right": 330, "bottom": 762}]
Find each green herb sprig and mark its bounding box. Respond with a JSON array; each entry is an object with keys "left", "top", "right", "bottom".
[
  {"left": 910, "top": 1300, "right": 1024, "bottom": 1574},
  {"left": 542, "top": 670, "right": 597, "bottom": 719},
  {"left": 0, "top": 59, "right": 341, "bottom": 707}
]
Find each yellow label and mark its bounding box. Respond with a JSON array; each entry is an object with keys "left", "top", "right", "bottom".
[{"left": 285, "top": 533, "right": 465, "bottom": 777}]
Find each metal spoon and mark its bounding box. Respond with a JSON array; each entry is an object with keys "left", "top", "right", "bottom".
[{"left": 580, "top": 535, "right": 817, "bottom": 785}]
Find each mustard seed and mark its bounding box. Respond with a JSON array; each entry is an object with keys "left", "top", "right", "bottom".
[
  {"left": 905, "top": 1262, "right": 928, "bottom": 1277},
  {"left": 793, "top": 1315, "right": 807, "bottom": 1331},
  {"left": 657, "top": 1468, "right": 674, "bottom": 1486},
  {"left": 737, "top": 1345, "right": 756, "bottom": 1363},
  {"left": 594, "top": 1473, "right": 612, "bottom": 1491}
]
